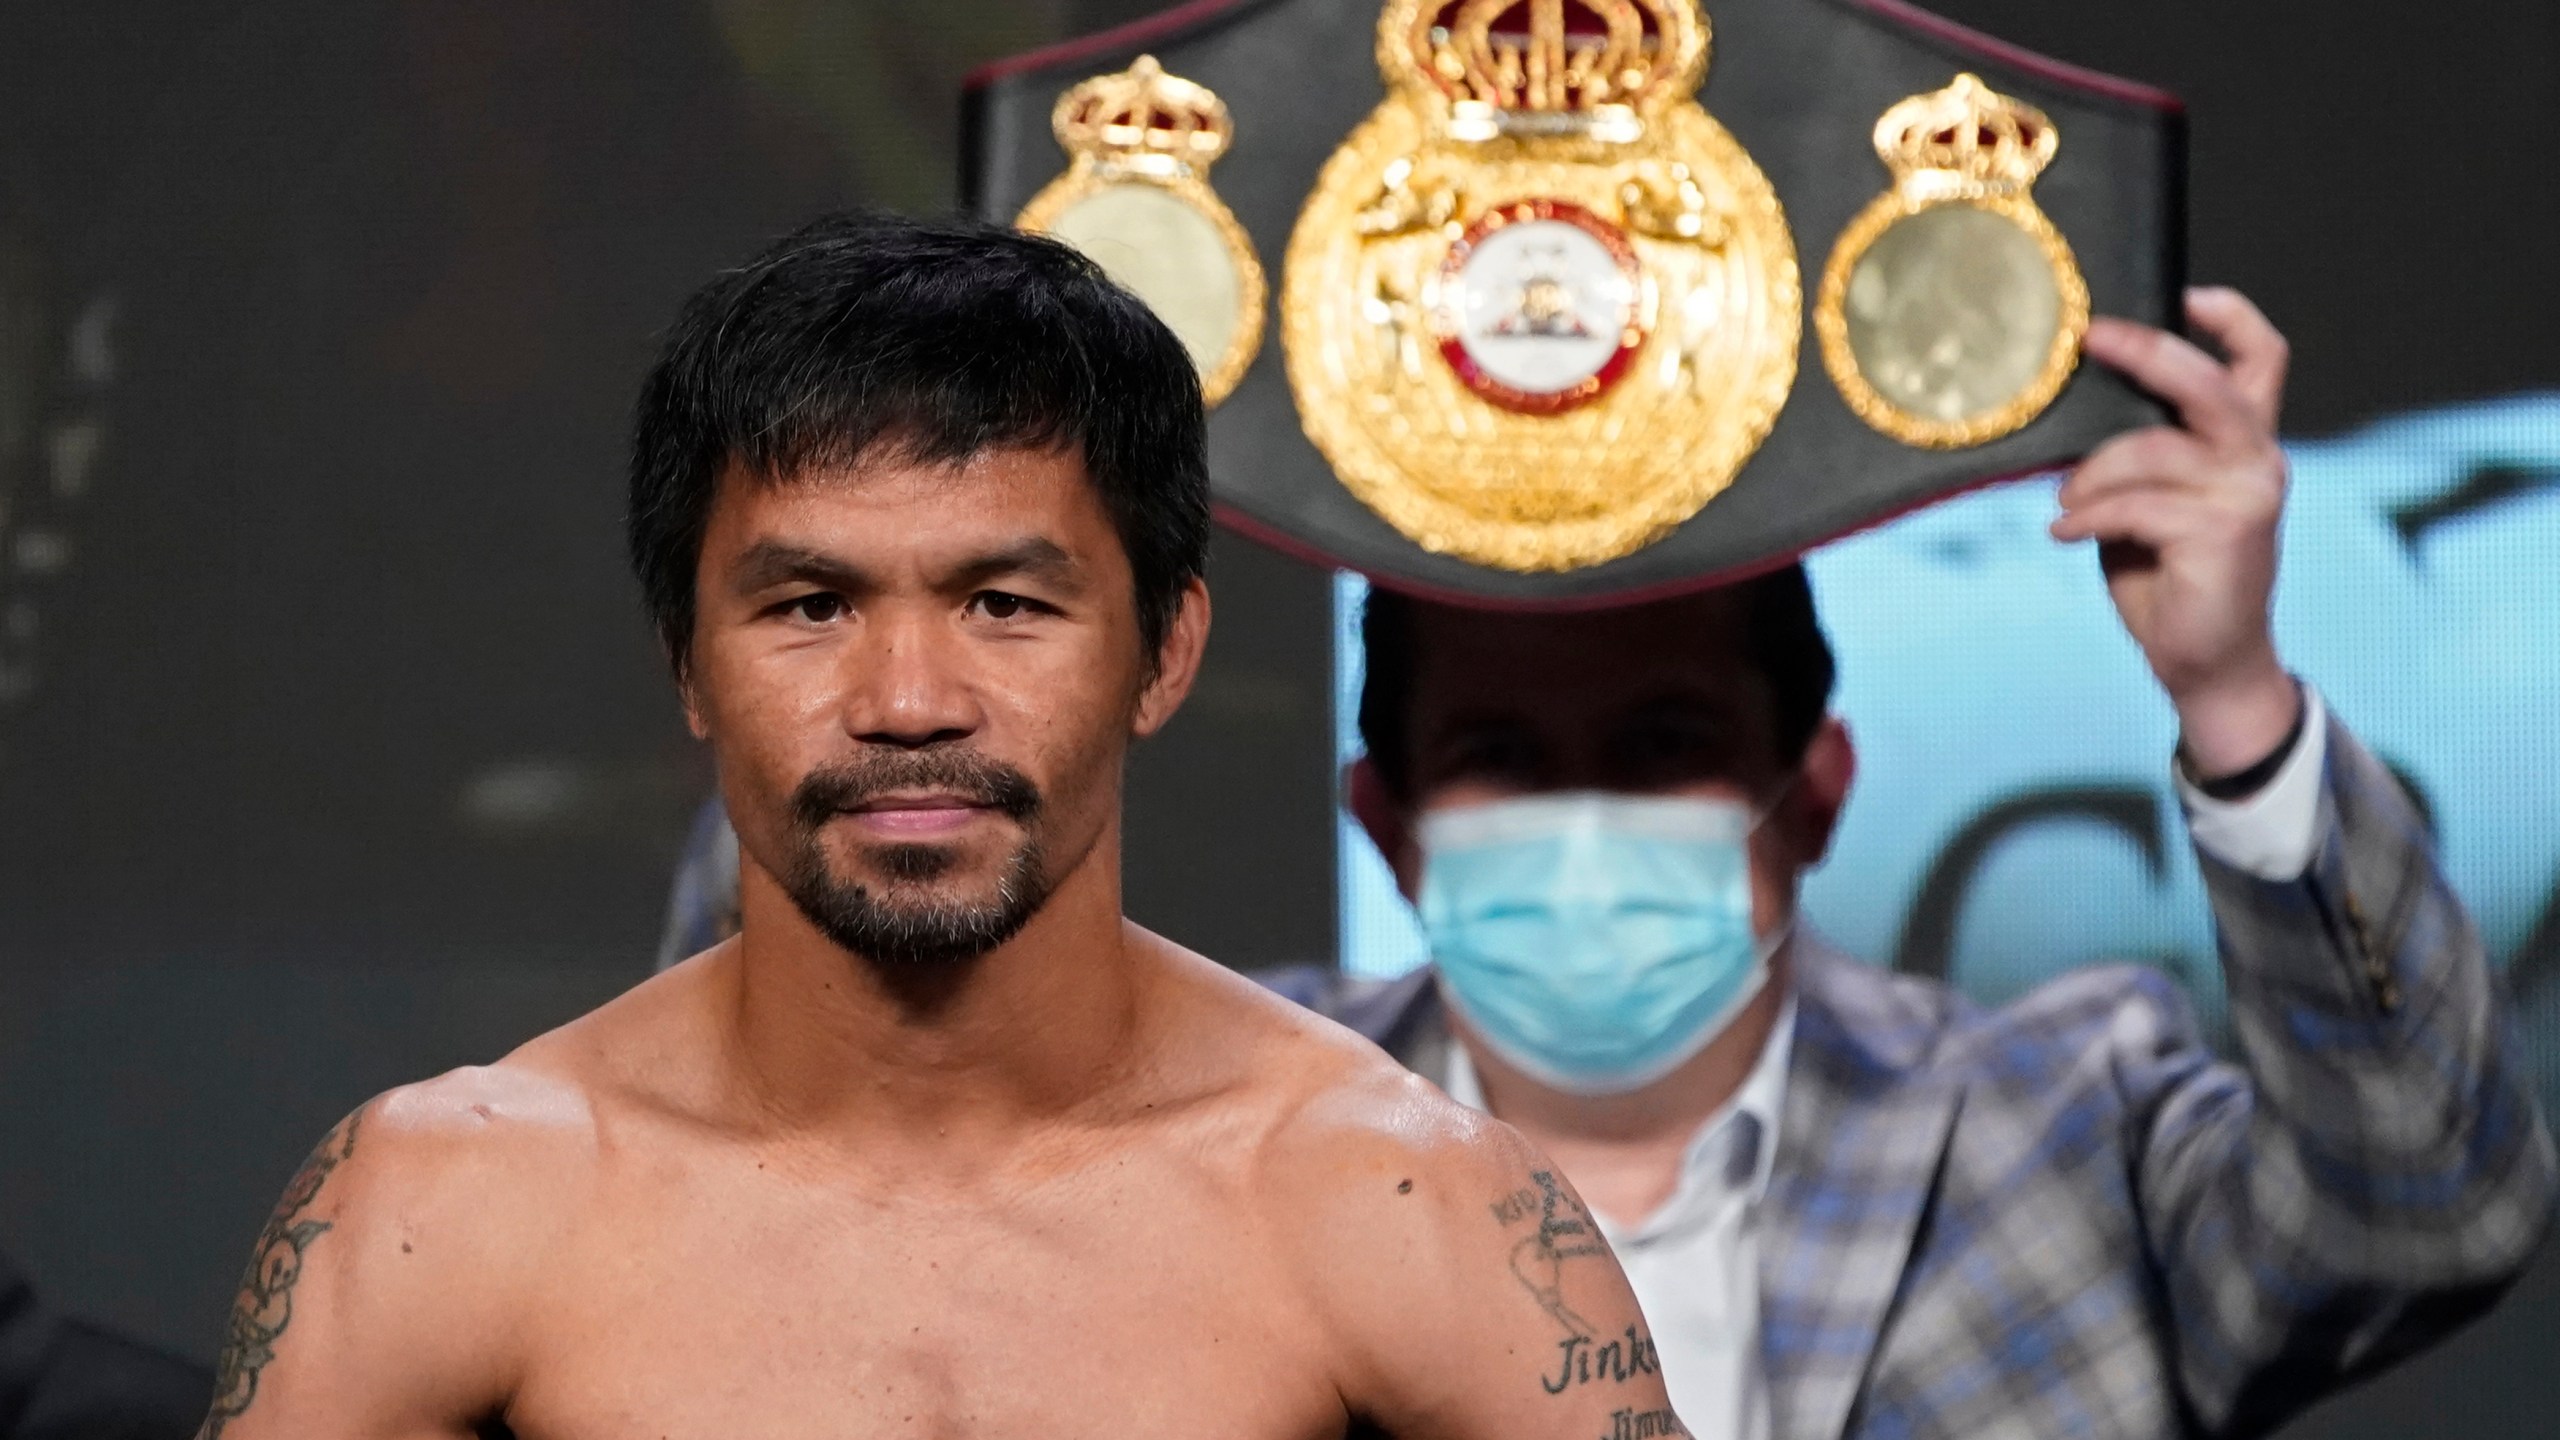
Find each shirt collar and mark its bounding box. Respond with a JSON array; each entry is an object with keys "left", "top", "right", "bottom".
[{"left": 1726, "top": 987, "right": 1795, "bottom": 1205}]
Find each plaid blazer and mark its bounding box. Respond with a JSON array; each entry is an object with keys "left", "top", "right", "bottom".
[{"left": 1268, "top": 717, "right": 2556, "bottom": 1440}]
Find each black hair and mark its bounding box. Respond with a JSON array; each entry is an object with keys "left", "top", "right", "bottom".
[
  {"left": 627, "top": 210, "right": 1210, "bottom": 673},
  {"left": 1356, "top": 564, "right": 1838, "bottom": 800}
]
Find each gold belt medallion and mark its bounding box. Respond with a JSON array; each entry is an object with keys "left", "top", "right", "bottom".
[
  {"left": 1019, "top": 57, "right": 1267, "bottom": 407},
  {"left": 1817, "top": 74, "right": 2089, "bottom": 449},
  {"left": 1282, "top": 0, "right": 1799, "bottom": 572}
]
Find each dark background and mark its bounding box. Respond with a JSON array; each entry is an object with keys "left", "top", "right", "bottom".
[{"left": 0, "top": 2, "right": 2550, "bottom": 1435}]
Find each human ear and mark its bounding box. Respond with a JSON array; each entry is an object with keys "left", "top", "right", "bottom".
[
  {"left": 1346, "top": 757, "right": 1422, "bottom": 901},
  {"left": 1788, "top": 716, "right": 1856, "bottom": 867},
  {"left": 1132, "top": 578, "right": 1212, "bottom": 738},
  {"left": 678, "top": 658, "right": 710, "bottom": 741}
]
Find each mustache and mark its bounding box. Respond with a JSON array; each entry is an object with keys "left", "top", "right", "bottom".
[{"left": 787, "top": 749, "right": 1042, "bottom": 833}]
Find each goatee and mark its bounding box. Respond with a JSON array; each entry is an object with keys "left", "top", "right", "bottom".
[{"left": 778, "top": 749, "right": 1049, "bottom": 966}]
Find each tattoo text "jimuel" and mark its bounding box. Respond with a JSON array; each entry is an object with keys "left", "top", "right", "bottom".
[{"left": 1601, "top": 1406, "right": 1686, "bottom": 1440}]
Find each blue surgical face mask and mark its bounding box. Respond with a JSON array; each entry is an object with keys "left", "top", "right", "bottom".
[{"left": 1418, "top": 791, "right": 1785, "bottom": 1096}]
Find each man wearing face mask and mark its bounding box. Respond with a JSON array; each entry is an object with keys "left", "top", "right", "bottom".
[{"left": 1276, "top": 291, "right": 2556, "bottom": 1438}]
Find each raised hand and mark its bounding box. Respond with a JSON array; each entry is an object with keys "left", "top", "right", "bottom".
[{"left": 2053, "top": 287, "right": 2302, "bottom": 775}]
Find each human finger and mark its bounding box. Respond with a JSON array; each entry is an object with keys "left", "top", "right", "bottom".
[
  {"left": 2049, "top": 486, "right": 2213, "bottom": 546},
  {"left": 2056, "top": 427, "right": 2212, "bottom": 511},
  {"left": 2083, "top": 316, "right": 2260, "bottom": 449},
  {"left": 2185, "top": 287, "right": 2288, "bottom": 428}
]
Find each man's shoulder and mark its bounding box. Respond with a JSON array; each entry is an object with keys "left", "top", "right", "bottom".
[
  {"left": 1169, "top": 967, "right": 1665, "bottom": 1431},
  {"left": 1799, "top": 941, "right": 2210, "bottom": 1095},
  {"left": 1168, "top": 951, "right": 1527, "bottom": 1200},
  {"left": 1216, "top": 991, "right": 1566, "bottom": 1320},
  {"left": 1260, "top": 1032, "right": 1502, "bottom": 1179},
  {"left": 321, "top": 962, "right": 717, "bottom": 1246},
  {"left": 312, "top": 1058, "right": 603, "bottom": 1274},
  {"left": 194, "top": 1028, "right": 630, "bottom": 1425},
  {"left": 1946, "top": 963, "right": 2206, "bottom": 1077},
  {"left": 364, "top": 1059, "right": 601, "bottom": 1171}
]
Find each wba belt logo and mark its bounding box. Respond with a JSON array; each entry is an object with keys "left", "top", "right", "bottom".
[{"left": 1281, "top": 0, "right": 1799, "bottom": 572}]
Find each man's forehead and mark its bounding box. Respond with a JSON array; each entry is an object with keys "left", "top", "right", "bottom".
[
  {"left": 717, "top": 441, "right": 1088, "bottom": 503},
  {"left": 703, "top": 445, "right": 1112, "bottom": 554},
  {"left": 1407, "top": 590, "right": 1757, "bottom": 706}
]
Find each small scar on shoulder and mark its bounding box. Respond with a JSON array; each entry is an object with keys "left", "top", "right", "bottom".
[{"left": 1396, "top": 1177, "right": 1414, "bottom": 1195}]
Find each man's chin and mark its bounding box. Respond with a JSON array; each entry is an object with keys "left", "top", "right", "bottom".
[
  {"left": 780, "top": 841, "right": 1052, "bottom": 968},
  {"left": 838, "top": 842, "right": 994, "bottom": 891},
  {"left": 801, "top": 890, "right": 1037, "bottom": 968}
]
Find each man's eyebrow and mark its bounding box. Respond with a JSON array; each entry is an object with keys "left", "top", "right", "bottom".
[
  {"left": 729, "top": 541, "right": 872, "bottom": 595},
  {"left": 945, "top": 536, "right": 1081, "bottom": 590},
  {"left": 1422, "top": 710, "right": 1542, "bottom": 747},
  {"left": 725, "top": 536, "right": 1083, "bottom": 596},
  {"left": 1618, "top": 690, "right": 1750, "bottom": 728}
]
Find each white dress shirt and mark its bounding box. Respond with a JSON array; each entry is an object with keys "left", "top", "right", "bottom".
[
  {"left": 1435, "top": 689, "right": 2330, "bottom": 1439},
  {"left": 2176, "top": 686, "right": 2330, "bottom": 883}
]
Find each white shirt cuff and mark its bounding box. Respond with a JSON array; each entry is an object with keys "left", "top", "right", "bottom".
[{"left": 2175, "top": 685, "right": 2329, "bottom": 882}]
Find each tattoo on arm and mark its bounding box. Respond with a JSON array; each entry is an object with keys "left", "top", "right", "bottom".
[
  {"left": 1493, "top": 1170, "right": 1665, "bottom": 1398},
  {"left": 1600, "top": 1407, "right": 1689, "bottom": 1440},
  {"left": 1539, "top": 1325, "right": 1664, "bottom": 1398},
  {"left": 199, "top": 1110, "right": 362, "bottom": 1439},
  {"left": 1501, "top": 1169, "right": 1608, "bottom": 1338}
]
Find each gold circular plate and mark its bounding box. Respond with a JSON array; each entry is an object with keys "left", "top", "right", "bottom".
[
  {"left": 1021, "top": 172, "right": 1267, "bottom": 407},
  {"left": 1282, "top": 100, "right": 1798, "bottom": 573},
  {"left": 1817, "top": 193, "right": 2088, "bottom": 449}
]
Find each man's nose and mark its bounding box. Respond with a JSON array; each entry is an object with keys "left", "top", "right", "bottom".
[{"left": 838, "top": 611, "right": 983, "bottom": 748}]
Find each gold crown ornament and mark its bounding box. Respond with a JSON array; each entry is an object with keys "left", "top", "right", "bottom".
[
  {"left": 1017, "top": 56, "right": 1267, "bottom": 406},
  {"left": 1281, "top": 0, "right": 1799, "bottom": 572},
  {"left": 1817, "top": 74, "right": 2091, "bottom": 448}
]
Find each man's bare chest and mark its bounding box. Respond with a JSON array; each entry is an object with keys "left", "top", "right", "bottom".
[{"left": 499, "top": 1171, "right": 1346, "bottom": 1438}]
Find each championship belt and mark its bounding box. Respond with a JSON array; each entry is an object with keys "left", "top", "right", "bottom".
[{"left": 967, "top": 0, "right": 2183, "bottom": 604}]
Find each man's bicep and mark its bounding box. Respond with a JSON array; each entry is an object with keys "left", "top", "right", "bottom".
[
  {"left": 1341, "top": 1133, "right": 1686, "bottom": 1440},
  {"left": 201, "top": 1104, "right": 505, "bottom": 1439}
]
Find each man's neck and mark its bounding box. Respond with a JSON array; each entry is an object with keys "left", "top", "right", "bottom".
[
  {"left": 1458, "top": 945, "right": 1794, "bottom": 1226},
  {"left": 718, "top": 853, "right": 1150, "bottom": 1145}
]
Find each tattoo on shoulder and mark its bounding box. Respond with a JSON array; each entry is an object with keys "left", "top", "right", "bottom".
[
  {"left": 1497, "top": 1169, "right": 1608, "bottom": 1338},
  {"left": 201, "top": 1109, "right": 363, "bottom": 1439},
  {"left": 1492, "top": 1170, "right": 1663, "bottom": 1399}
]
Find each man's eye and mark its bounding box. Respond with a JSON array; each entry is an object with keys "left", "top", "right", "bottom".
[
  {"left": 785, "top": 594, "right": 847, "bottom": 624},
  {"left": 970, "top": 591, "right": 1034, "bottom": 621},
  {"left": 1612, "top": 716, "right": 1737, "bottom": 785},
  {"left": 1442, "top": 732, "right": 1545, "bottom": 786},
  {"left": 1627, "top": 724, "right": 1706, "bottom": 766}
]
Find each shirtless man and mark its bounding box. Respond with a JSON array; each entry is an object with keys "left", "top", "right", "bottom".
[{"left": 197, "top": 214, "right": 1682, "bottom": 1439}]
